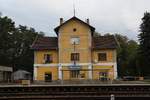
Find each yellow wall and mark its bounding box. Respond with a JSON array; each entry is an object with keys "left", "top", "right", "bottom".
[
  {"left": 92, "top": 65, "right": 114, "bottom": 80},
  {"left": 34, "top": 49, "right": 116, "bottom": 64},
  {"left": 37, "top": 67, "right": 58, "bottom": 81},
  {"left": 62, "top": 66, "right": 70, "bottom": 80},
  {"left": 92, "top": 49, "right": 116, "bottom": 63},
  {"left": 34, "top": 50, "right": 58, "bottom": 64},
  {"left": 81, "top": 66, "right": 89, "bottom": 79},
  {"left": 59, "top": 19, "right": 92, "bottom": 63}
]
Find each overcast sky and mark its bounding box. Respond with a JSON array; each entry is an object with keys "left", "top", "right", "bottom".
[{"left": 0, "top": 0, "right": 150, "bottom": 40}]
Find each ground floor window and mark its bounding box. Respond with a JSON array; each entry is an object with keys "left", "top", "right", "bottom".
[{"left": 70, "top": 70, "right": 80, "bottom": 78}]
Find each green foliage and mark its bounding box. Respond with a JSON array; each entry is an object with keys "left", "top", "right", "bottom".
[
  {"left": 138, "top": 12, "right": 150, "bottom": 76},
  {"left": 100, "top": 33, "right": 139, "bottom": 77},
  {"left": 0, "top": 15, "right": 44, "bottom": 72},
  {"left": 114, "top": 34, "right": 139, "bottom": 77},
  {"left": 93, "top": 31, "right": 101, "bottom": 37},
  {"left": 0, "top": 16, "right": 15, "bottom": 66}
]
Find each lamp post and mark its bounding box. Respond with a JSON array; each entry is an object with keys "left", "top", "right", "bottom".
[{"left": 110, "top": 94, "right": 115, "bottom": 100}]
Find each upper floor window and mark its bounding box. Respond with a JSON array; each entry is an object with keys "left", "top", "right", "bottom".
[
  {"left": 44, "top": 54, "right": 53, "bottom": 63},
  {"left": 71, "top": 53, "right": 80, "bottom": 61},
  {"left": 98, "top": 53, "right": 107, "bottom": 61},
  {"left": 71, "top": 37, "right": 80, "bottom": 44}
]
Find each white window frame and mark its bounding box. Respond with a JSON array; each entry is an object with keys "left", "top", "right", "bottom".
[{"left": 71, "top": 37, "right": 80, "bottom": 44}]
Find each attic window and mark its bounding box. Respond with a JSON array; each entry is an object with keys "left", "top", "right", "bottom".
[
  {"left": 73, "top": 28, "right": 77, "bottom": 32},
  {"left": 71, "top": 37, "right": 80, "bottom": 44}
]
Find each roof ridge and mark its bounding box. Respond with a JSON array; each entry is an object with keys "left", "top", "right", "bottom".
[
  {"left": 54, "top": 16, "right": 95, "bottom": 35},
  {"left": 31, "top": 35, "right": 39, "bottom": 48}
]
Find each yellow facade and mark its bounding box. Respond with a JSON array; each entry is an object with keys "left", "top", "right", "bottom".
[
  {"left": 92, "top": 50, "right": 117, "bottom": 63},
  {"left": 92, "top": 65, "right": 114, "bottom": 80},
  {"left": 59, "top": 19, "right": 91, "bottom": 63},
  {"left": 33, "top": 17, "right": 117, "bottom": 81},
  {"left": 34, "top": 50, "right": 58, "bottom": 64},
  {"left": 36, "top": 67, "right": 58, "bottom": 81}
]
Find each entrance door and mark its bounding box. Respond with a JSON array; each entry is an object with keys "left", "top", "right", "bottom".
[
  {"left": 45, "top": 72, "right": 52, "bottom": 82},
  {"left": 99, "top": 72, "right": 108, "bottom": 81}
]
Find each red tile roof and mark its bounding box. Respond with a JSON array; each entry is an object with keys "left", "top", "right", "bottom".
[
  {"left": 31, "top": 37, "right": 58, "bottom": 50},
  {"left": 92, "top": 35, "right": 118, "bottom": 49},
  {"left": 31, "top": 35, "right": 118, "bottom": 50}
]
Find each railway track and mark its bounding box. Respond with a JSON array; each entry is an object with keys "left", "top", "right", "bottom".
[{"left": 0, "top": 84, "right": 150, "bottom": 100}]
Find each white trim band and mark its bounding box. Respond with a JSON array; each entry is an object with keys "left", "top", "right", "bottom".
[
  {"left": 58, "top": 64, "right": 62, "bottom": 80},
  {"left": 34, "top": 62, "right": 116, "bottom": 67},
  {"left": 34, "top": 66, "right": 37, "bottom": 80},
  {"left": 88, "top": 64, "right": 92, "bottom": 79}
]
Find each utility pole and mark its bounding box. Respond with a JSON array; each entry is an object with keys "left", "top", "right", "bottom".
[{"left": 73, "top": 42, "right": 76, "bottom": 67}]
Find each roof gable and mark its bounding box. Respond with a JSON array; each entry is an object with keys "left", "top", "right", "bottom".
[{"left": 54, "top": 16, "right": 95, "bottom": 35}]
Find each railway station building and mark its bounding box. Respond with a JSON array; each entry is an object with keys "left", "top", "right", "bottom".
[{"left": 31, "top": 16, "right": 118, "bottom": 81}]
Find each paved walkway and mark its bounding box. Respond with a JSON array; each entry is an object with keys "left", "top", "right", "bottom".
[{"left": 0, "top": 80, "right": 150, "bottom": 87}]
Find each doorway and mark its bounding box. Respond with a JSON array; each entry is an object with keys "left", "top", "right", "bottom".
[
  {"left": 45, "top": 72, "right": 52, "bottom": 82},
  {"left": 99, "top": 72, "right": 108, "bottom": 81}
]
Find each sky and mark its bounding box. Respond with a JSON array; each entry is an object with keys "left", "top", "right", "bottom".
[{"left": 0, "top": 0, "right": 150, "bottom": 41}]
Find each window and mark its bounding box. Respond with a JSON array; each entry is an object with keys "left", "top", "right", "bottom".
[
  {"left": 73, "top": 28, "right": 77, "bottom": 32},
  {"left": 44, "top": 54, "right": 53, "bottom": 63},
  {"left": 70, "top": 70, "right": 80, "bottom": 78},
  {"left": 71, "top": 37, "right": 80, "bottom": 44},
  {"left": 71, "top": 53, "right": 80, "bottom": 61},
  {"left": 98, "top": 53, "right": 107, "bottom": 61}
]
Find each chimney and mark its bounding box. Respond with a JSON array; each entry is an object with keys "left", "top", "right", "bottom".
[
  {"left": 86, "top": 18, "right": 89, "bottom": 24},
  {"left": 60, "top": 18, "right": 63, "bottom": 25}
]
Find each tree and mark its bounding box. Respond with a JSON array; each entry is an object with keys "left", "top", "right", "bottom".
[
  {"left": 114, "top": 34, "right": 139, "bottom": 77},
  {"left": 11, "top": 25, "right": 44, "bottom": 72},
  {"left": 0, "top": 15, "right": 44, "bottom": 72},
  {"left": 93, "top": 31, "right": 101, "bottom": 37},
  {"left": 138, "top": 12, "right": 150, "bottom": 76},
  {"left": 126, "top": 40, "right": 139, "bottom": 76},
  {"left": 0, "top": 16, "right": 15, "bottom": 66},
  {"left": 115, "top": 34, "right": 129, "bottom": 76}
]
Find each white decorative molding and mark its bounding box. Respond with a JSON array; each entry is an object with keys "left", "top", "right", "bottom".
[
  {"left": 114, "top": 62, "right": 118, "bottom": 79},
  {"left": 34, "top": 62, "right": 117, "bottom": 67},
  {"left": 93, "top": 62, "right": 115, "bottom": 66},
  {"left": 34, "top": 63, "right": 91, "bottom": 67},
  {"left": 34, "top": 66, "right": 37, "bottom": 80},
  {"left": 88, "top": 64, "right": 92, "bottom": 79},
  {"left": 61, "top": 63, "right": 91, "bottom": 66},
  {"left": 34, "top": 64, "right": 58, "bottom": 67},
  {"left": 58, "top": 64, "right": 62, "bottom": 80}
]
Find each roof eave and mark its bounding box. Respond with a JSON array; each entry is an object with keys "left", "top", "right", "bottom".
[{"left": 32, "top": 48, "right": 58, "bottom": 51}]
